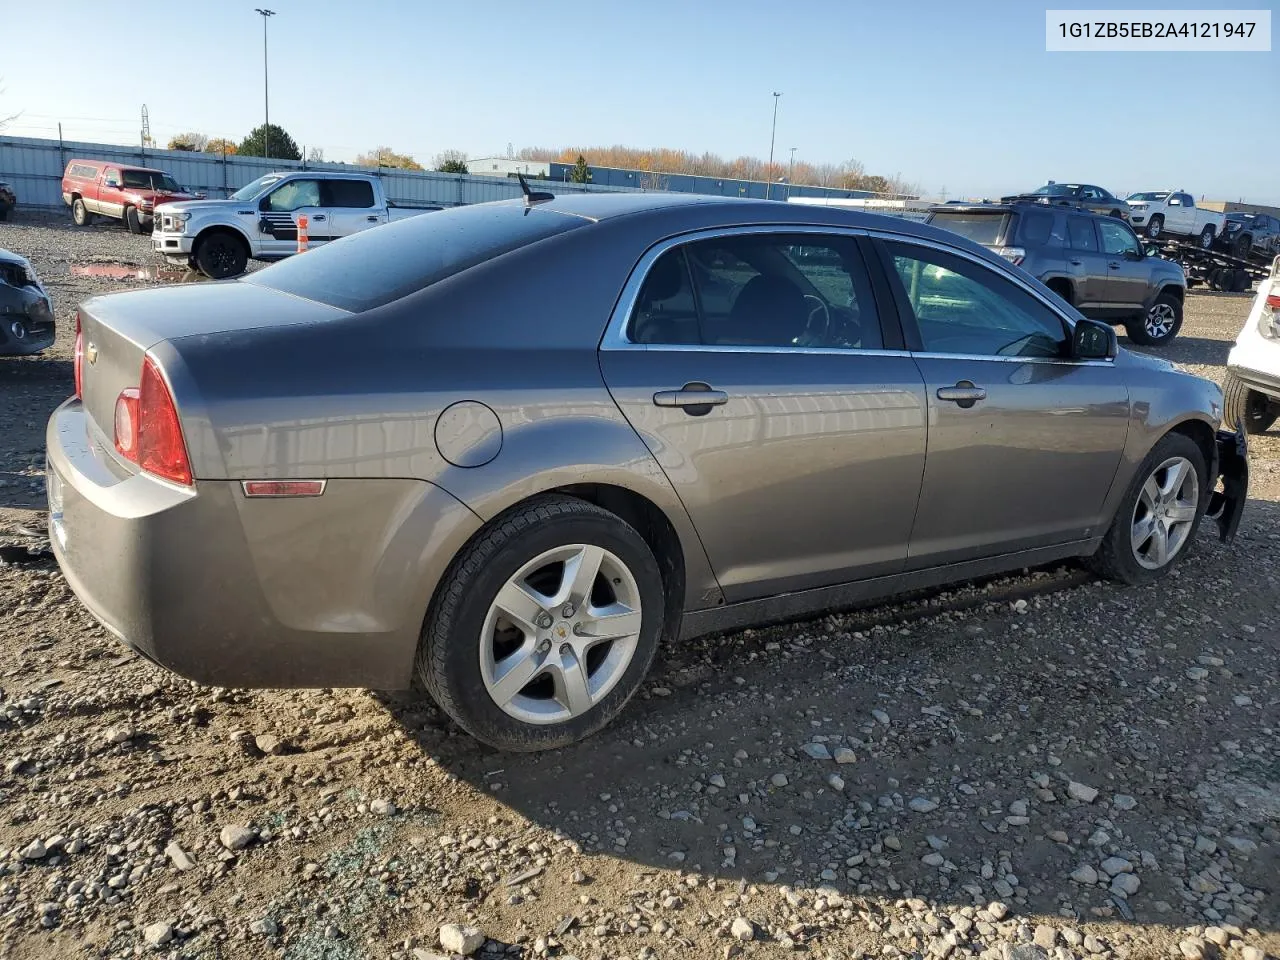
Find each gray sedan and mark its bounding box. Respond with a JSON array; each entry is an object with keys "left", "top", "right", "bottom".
[{"left": 46, "top": 194, "right": 1247, "bottom": 751}]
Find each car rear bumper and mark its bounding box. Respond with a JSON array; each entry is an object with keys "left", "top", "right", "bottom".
[
  {"left": 1226, "top": 351, "right": 1280, "bottom": 402},
  {"left": 0, "top": 313, "right": 55, "bottom": 355},
  {"left": 47, "top": 398, "right": 482, "bottom": 690}
]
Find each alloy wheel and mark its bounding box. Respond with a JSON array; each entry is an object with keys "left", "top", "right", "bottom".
[
  {"left": 1130, "top": 456, "right": 1199, "bottom": 570},
  {"left": 1145, "top": 303, "right": 1177, "bottom": 340},
  {"left": 480, "top": 544, "right": 642, "bottom": 725}
]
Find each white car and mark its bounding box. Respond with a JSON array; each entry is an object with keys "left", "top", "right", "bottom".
[
  {"left": 1125, "top": 190, "right": 1224, "bottom": 248},
  {"left": 1224, "top": 254, "right": 1280, "bottom": 433}
]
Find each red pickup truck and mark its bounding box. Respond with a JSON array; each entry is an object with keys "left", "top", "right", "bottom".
[{"left": 61, "top": 160, "right": 197, "bottom": 234}]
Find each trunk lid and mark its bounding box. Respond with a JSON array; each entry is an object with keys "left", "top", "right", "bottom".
[{"left": 78, "top": 280, "right": 350, "bottom": 438}]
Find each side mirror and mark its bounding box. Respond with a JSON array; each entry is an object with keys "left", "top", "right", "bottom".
[
  {"left": 1143, "top": 243, "right": 1160, "bottom": 258},
  {"left": 1072, "top": 318, "right": 1117, "bottom": 360}
]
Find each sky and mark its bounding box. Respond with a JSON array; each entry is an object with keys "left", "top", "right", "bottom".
[{"left": 3, "top": 0, "right": 1278, "bottom": 203}]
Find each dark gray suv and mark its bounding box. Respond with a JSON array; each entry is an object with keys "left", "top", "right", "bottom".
[{"left": 927, "top": 203, "right": 1187, "bottom": 346}]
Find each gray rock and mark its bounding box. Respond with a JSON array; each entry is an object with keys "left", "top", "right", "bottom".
[
  {"left": 1112, "top": 794, "right": 1137, "bottom": 810},
  {"left": 143, "top": 922, "right": 173, "bottom": 947},
  {"left": 1033, "top": 925, "right": 1057, "bottom": 949},
  {"left": 988, "top": 901, "right": 1010, "bottom": 921},
  {"left": 164, "top": 842, "right": 195, "bottom": 871},
  {"left": 872, "top": 708, "right": 891, "bottom": 725},
  {"left": 770, "top": 773, "right": 789, "bottom": 788},
  {"left": 730, "top": 917, "right": 755, "bottom": 942},
  {"left": 1100, "top": 856, "right": 1133, "bottom": 876},
  {"left": 219, "top": 825, "right": 256, "bottom": 851},
  {"left": 1194, "top": 835, "right": 1217, "bottom": 854},
  {"left": 909, "top": 797, "right": 939, "bottom": 813},
  {"left": 833, "top": 747, "right": 857, "bottom": 764},
  {"left": 1111, "top": 873, "right": 1140, "bottom": 896},
  {"left": 1240, "top": 948, "right": 1265, "bottom": 960},
  {"left": 249, "top": 918, "right": 279, "bottom": 936},
  {"left": 370, "top": 798, "right": 397, "bottom": 815},
  {"left": 1070, "top": 864, "right": 1099, "bottom": 884},
  {"left": 1203, "top": 927, "right": 1230, "bottom": 947},
  {"left": 922, "top": 853, "right": 945, "bottom": 867},
  {"left": 802, "top": 742, "right": 831, "bottom": 760},
  {"left": 709, "top": 774, "right": 726, "bottom": 789},
  {"left": 827, "top": 773, "right": 845, "bottom": 791},
  {"left": 1179, "top": 938, "right": 1207, "bottom": 960},
  {"left": 439, "top": 923, "right": 485, "bottom": 956},
  {"left": 1225, "top": 836, "right": 1258, "bottom": 856},
  {"left": 20, "top": 839, "right": 46, "bottom": 861},
  {"left": 1067, "top": 781, "right": 1098, "bottom": 803},
  {"left": 1009, "top": 799, "right": 1029, "bottom": 817},
  {"left": 103, "top": 726, "right": 134, "bottom": 745},
  {"left": 1185, "top": 666, "right": 1210, "bottom": 681},
  {"left": 254, "top": 734, "right": 288, "bottom": 755}
]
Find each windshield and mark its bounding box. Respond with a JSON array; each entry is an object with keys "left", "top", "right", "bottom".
[
  {"left": 230, "top": 174, "right": 283, "bottom": 201},
  {"left": 122, "top": 170, "right": 182, "bottom": 191},
  {"left": 1126, "top": 192, "right": 1169, "bottom": 202},
  {"left": 1031, "top": 184, "right": 1079, "bottom": 197},
  {"left": 927, "top": 212, "right": 1008, "bottom": 246}
]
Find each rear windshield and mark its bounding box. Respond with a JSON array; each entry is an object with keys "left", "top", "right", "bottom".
[
  {"left": 928, "top": 212, "right": 1008, "bottom": 246},
  {"left": 245, "top": 200, "right": 585, "bottom": 312}
]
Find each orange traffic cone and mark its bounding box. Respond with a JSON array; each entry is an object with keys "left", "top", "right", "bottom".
[{"left": 296, "top": 214, "right": 310, "bottom": 253}]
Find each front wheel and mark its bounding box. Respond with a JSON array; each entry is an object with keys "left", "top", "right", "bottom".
[
  {"left": 1092, "top": 432, "right": 1208, "bottom": 585},
  {"left": 416, "top": 496, "right": 666, "bottom": 751},
  {"left": 125, "top": 206, "right": 143, "bottom": 235},
  {"left": 71, "top": 198, "right": 91, "bottom": 226},
  {"left": 1146, "top": 215, "right": 1164, "bottom": 239},
  {"left": 1199, "top": 226, "right": 1215, "bottom": 249},
  {"left": 193, "top": 232, "right": 249, "bottom": 279},
  {"left": 1232, "top": 236, "right": 1252, "bottom": 260},
  {"left": 1223, "top": 372, "right": 1280, "bottom": 435},
  {"left": 1125, "top": 292, "right": 1183, "bottom": 346}
]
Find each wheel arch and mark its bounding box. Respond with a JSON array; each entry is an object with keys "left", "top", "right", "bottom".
[{"left": 192, "top": 223, "right": 252, "bottom": 257}]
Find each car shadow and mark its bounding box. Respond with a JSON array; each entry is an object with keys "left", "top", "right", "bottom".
[
  {"left": 1126, "top": 336, "right": 1231, "bottom": 367},
  {"left": 378, "top": 499, "right": 1280, "bottom": 940}
]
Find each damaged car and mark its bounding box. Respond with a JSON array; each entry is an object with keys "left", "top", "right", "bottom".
[
  {"left": 46, "top": 193, "right": 1248, "bottom": 752},
  {"left": 0, "top": 249, "right": 55, "bottom": 356}
]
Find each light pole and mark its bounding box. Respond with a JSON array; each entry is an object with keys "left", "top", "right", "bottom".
[
  {"left": 788, "top": 147, "right": 796, "bottom": 199},
  {"left": 255, "top": 9, "right": 275, "bottom": 159},
  {"left": 766, "top": 92, "right": 781, "bottom": 200}
]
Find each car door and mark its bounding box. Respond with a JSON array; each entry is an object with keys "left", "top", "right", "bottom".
[
  {"left": 1164, "top": 194, "right": 1193, "bottom": 235},
  {"left": 599, "top": 229, "right": 929, "bottom": 603},
  {"left": 257, "top": 178, "right": 330, "bottom": 256},
  {"left": 96, "top": 167, "right": 123, "bottom": 218},
  {"left": 323, "top": 178, "right": 385, "bottom": 237},
  {"left": 1097, "top": 219, "right": 1149, "bottom": 309},
  {"left": 1064, "top": 216, "right": 1113, "bottom": 314},
  {"left": 874, "top": 237, "right": 1129, "bottom": 567}
]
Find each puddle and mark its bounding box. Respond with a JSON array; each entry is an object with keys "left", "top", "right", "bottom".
[{"left": 70, "top": 263, "right": 204, "bottom": 283}]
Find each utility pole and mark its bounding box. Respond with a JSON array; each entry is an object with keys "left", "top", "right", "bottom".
[
  {"left": 255, "top": 9, "right": 275, "bottom": 159},
  {"left": 766, "top": 92, "right": 781, "bottom": 200},
  {"left": 788, "top": 147, "right": 796, "bottom": 199}
]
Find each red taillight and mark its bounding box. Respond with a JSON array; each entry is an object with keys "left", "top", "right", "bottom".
[
  {"left": 114, "top": 388, "right": 140, "bottom": 459},
  {"left": 1266, "top": 293, "right": 1280, "bottom": 311},
  {"left": 73, "top": 313, "right": 84, "bottom": 399},
  {"left": 113, "top": 357, "right": 192, "bottom": 485}
]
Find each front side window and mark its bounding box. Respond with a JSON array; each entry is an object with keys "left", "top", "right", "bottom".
[
  {"left": 1067, "top": 217, "right": 1098, "bottom": 251},
  {"left": 265, "top": 179, "right": 322, "bottom": 212},
  {"left": 231, "top": 174, "right": 282, "bottom": 201},
  {"left": 1098, "top": 220, "right": 1140, "bottom": 257},
  {"left": 628, "top": 234, "right": 882, "bottom": 350},
  {"left": 1177, "top": 194, "right": 1194, "bottom": 207},
  {"left": 887, "top": 242, "right": 1066, "bottom": 359}
]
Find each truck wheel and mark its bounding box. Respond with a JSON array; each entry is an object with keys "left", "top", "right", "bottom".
[
  {"left": 1230, "top": 269, "right": 1252, "bottom": 293},
  {"left": 72, "top": 198, "right": 92, "bottom": 226},
  {"left": 125, "top": 207, "right": 143, "bottom": 235},
  {"left": 1109, "top": 209, "right": 1122, "bottom": 219},
  {"left": 1223, "top": 372, "right": 1279, "bottom": 434},
  {"left": 1232, "top": 236, "right": 1252, "bottom": 259},
  {"left": 1145, "top": 215, "right": 1164, "bottom": 239},
  {"left": 1126, "top": 292, "right": 1182, "bottom": 346},
  {"left": 1199, "top": 226, "right": 1215, "bottom": 249},
  {"left": 194, "top": 232, "right": 249, "bottom": 279}
]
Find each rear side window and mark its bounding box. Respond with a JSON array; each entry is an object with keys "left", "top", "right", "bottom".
[
  {"left": 68, "top": 163, "right": 98, "bottom": 179},
  {"left": 928, "top": 213, "right": 1007, "bottom": 245},
  {"left": 246, "top": 201, "right": 585, "bottom": 312},
  {"left": 325, "top": 179, "right": 375, "bottom": 208},
  {"left": 1067, "top": 217, "right": 1098, "bottom": 251},
  {"left": 1017, "top": 210, "right": 1055, "bottom": 245}
]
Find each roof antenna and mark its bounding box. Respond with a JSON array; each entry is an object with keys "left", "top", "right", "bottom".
[{"left": 518, "top": 172, "right": 554, "bottom": 206}]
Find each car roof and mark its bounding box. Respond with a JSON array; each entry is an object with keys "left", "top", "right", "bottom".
[{"left": 66, "top": 160, "right": 170, "bottom": 174}]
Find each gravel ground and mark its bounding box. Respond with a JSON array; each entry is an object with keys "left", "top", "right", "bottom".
[{"left": 0, "top": 213, "right": 1276, "bottom": 960}]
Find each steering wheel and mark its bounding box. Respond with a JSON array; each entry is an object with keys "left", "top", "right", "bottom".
[{"left": 803, "top": 294, "right": 831, "bottom": 342}]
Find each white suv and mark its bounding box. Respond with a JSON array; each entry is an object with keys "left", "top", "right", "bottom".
[{"left": 1224, "top": 254, "right": 1280, "bottom": 433}]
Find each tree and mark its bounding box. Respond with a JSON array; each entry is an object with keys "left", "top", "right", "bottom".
[
  {"left": 205, "top": 138, "right": 237, "bottom": 156},
  {"left": 356, "top": 146, "right": 422, "bottom": 170},
  {"left": 238, "top": 123, "right": 301, "bottom": 161},
  {"left": 569, "top": 154, "right": 591, "bottom": 184},
  {"left": 306, "top": 146, "right": 325, "bottom": 163},
  {"left": 433, "top": 149, "right": 468, "bottom": 174},
  {"left": 167, "top": 132, "right": 208, "bottom": 152}
]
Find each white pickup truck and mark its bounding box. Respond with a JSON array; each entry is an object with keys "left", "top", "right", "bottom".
[
  {"left": 152, "top": 171, "right": 440, "bottom": 279},
  {"left": 1124, "top": 190, "right": 1224, "bottom": 248}
]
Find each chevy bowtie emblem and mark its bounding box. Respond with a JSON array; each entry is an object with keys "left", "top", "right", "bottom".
[
  {"left": 556, "top": 626, "right": 567, "bottom": 638},
  {"left": 86, "top": 342, "right": 98, "bottom": 365}
]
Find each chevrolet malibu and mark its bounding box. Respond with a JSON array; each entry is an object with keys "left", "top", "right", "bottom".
[{"left": 46, "top": 193, "right": 1248, "bottom": 751}]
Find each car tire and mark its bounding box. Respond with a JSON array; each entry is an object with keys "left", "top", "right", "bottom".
[
  {"left": 416, "top": 495, "right": 666, "bottom": 751},
  {"left": 1199, "top": 226, "right": 1215, "bottom": 249},
  {"left": 72, "top": 198, "right": 91, "bottom": 226},
  {"left": 1125, "top": 292, "right": 1182, "bottom": 346},
  {"left": 125, "top": 206, "right": 143, "bottom": 235},
  {"left": 1232, "top": 236, "right": 1252, "bottom": 260},
  {"left": 1223, "top": 372, "right": 1280, "bottom": 435},
  {"left": 193, "top": 231, "right": 249, "bottom": 279},
  {"left": 1092, "top": 432, "right": 1208, "bottom": 586},
  {"left": 1145, "top": 215, "right": 1163, "bottom": 239},
  {"left": 0, "top": 205, "right": 8, "bottom": 222},
  {"left": 1109, "top": 209, "right": 1122, "bottom": 219},
  {"left": 1230, "top": 269, "right": 1252, "bottom": 293}
]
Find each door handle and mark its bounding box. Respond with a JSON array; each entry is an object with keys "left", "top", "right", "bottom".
[
  {"left": 367, "top": 215, "right": 379, "bottom": 222},
  {"left": 1108, "top": 261, "right": 1120, "bottom": 269},
  {"left": 312, "top": 214, "right": 327, "bottom": 222},
  {"left": 1069, "top": 258, "right": 1083, "bottom": 266},
  {"left": 936, "top": 381, "right": 986, "bottom": 408},
  {"left": 653, "top": 382, "right": 728, "bottom": 415}
]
